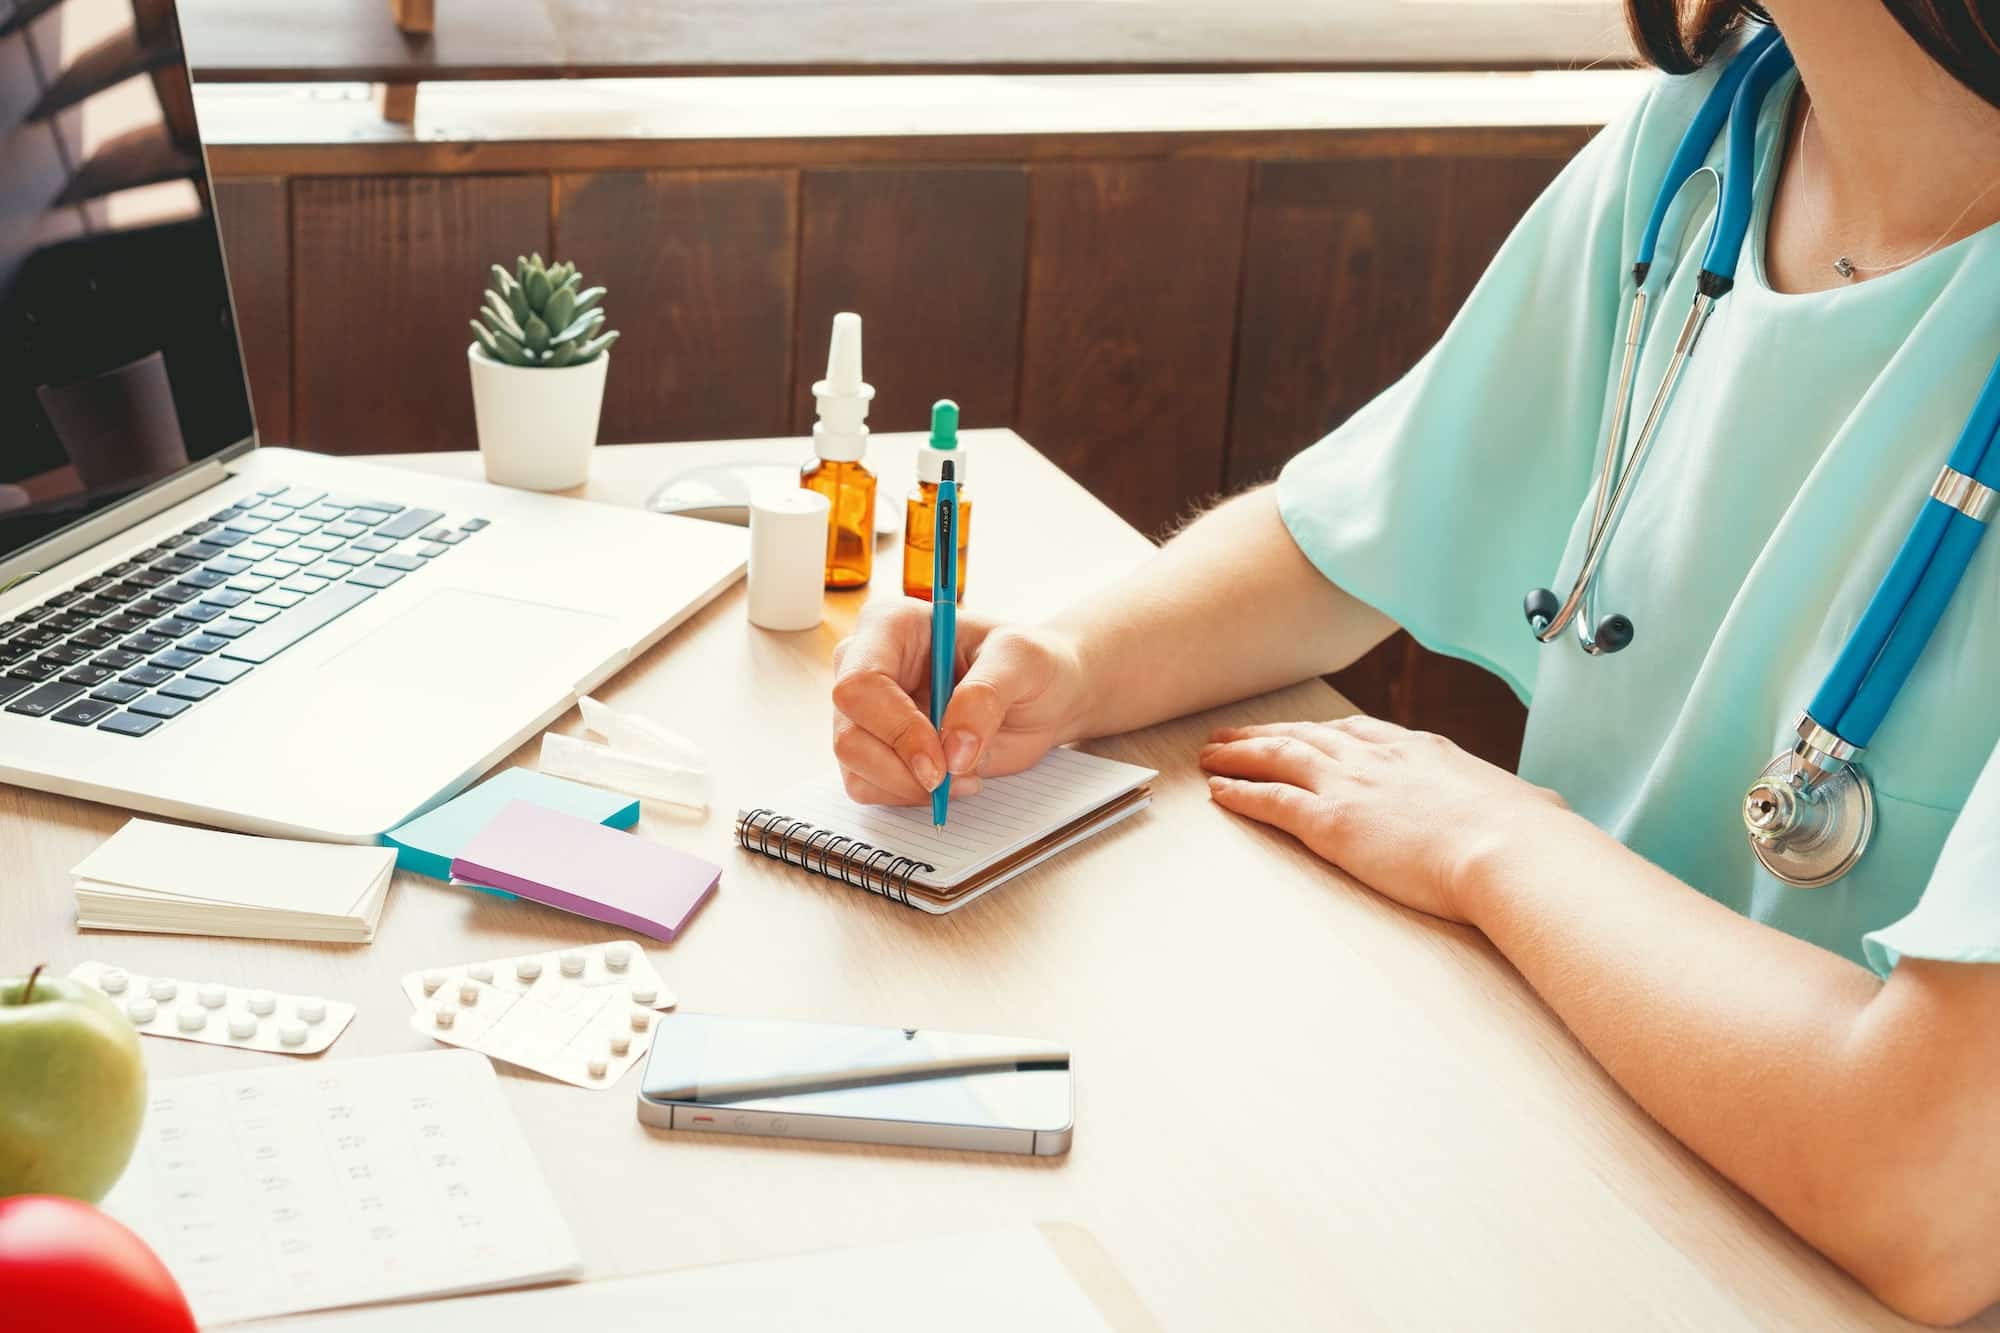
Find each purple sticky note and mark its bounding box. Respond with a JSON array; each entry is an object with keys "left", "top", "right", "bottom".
[{"left": 450, "top": 800, "right": 719, "bottom": 941}]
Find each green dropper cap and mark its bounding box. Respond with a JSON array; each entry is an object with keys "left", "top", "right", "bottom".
[{"left": 929, "top": 399, "right": 959, "bottom": 449}]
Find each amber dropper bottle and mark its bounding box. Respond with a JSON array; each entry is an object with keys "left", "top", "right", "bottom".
[
  {"left": 903, "top": 399, "right": 971, "bottom": 601},
  {"left": 799, "top": 312, "right": 876, "bottom": 589}
]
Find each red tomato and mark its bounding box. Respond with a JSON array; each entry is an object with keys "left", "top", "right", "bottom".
[{"left": 0, "top": 1195, "right": 196, "bottom": 1332}]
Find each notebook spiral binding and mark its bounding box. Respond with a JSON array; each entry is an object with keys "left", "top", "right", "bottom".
[{"left": 736, "top": 808, "right": 936, "bottom": 907}]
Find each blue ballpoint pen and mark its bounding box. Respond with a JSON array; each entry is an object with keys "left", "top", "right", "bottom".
[{"left": 930, "top": 459, "right": 960, "bottom": 829}]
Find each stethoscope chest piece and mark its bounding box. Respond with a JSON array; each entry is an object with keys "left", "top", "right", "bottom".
[{"left": 1742, "top": 751, "right": 1874, "bottom": 889}]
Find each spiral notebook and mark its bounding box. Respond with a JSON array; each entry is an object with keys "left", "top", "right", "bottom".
[{"left": 737, "top": 747, "right": 1156, "bottom": 912}]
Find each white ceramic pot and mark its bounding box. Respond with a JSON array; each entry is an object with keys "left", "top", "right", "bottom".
[{"left": 467, "top": 343, "right": 609, "bottom": 491}]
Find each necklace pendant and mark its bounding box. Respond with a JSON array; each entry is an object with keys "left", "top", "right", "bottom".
[{"left": 1833, "top": 255, "right": 1856, "bottom": 279}]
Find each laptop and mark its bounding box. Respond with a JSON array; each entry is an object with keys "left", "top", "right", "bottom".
[{"left": 0, "top": 9, "right": 746, "bottom": 841}]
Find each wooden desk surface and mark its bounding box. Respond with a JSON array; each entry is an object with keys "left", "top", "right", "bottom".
[{"left": 4, "top": 432, "right": 1953, "bottom": 1330}]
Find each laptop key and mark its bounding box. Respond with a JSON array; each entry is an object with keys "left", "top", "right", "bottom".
[
  {"left": 257, "top": 530, "right": 297, "bottom": 549},
  {"left": 301, "top": 561, "right": 349, "bottom": 581},
  {"left": 7, "top": 681, "right": 85, "bottom": 717},
  {"left": 150, "top": 650, "right": 201, "bottom": 672},
  {"left": 60, "top": 665, "right": 115, "bottom": 688},
  {"left": 269, "top": 487, "right": 326, "bottom": 509},
  {"left": 298, "top": 534, "right": 343, "bottom": 553},
  {"left": 346, "top": 567, "right": 404, "bottom": 590},
  {"left": 93, "top": 650, "right": 143, "bottom": 670},
  {"left": 460, "top": 517, "right": 489, "bottom": 531},
  {"left": 183, "top": 541, "right": 229, "bottom": 562},
  {"left": 89, "top": 681, "right": 145, "bottom": 704},
  {"left": 0, "top": 642, "right": 29, "bottom": 666},
  {"left": 205, "top": 529, "right": 248, "bottom": 549},
  {"left": 353, "top": 535, "right": 395, "bottom": 553},
  {"left": 322, "top": 521, "right": 365, "bottom": 539},
  {"left": 275, "top": 518, "right": 319, "bottom": 536},
  {"left": 181, "top": 634, "right": 229, "bottom": 655},
  {"left": 187, "top": 657, "right": 253, "bottom": 684},
  {"left": 207, "top": 589, "right": 252, "bottom": 608},
  {"left": 257, "top": 589, "right": 306, "bottom": 610},
  {"left": 152, "top": 617, "right": 200, "bottom": 639},
  {"left": 225, "top": 516, "right": 272, "bottom": 536},
  {"left": 43, "top": 589, "right": 84, "bottom": 608},
  {"left": 249, "top": 504, "right": 290, "bottom": 521},
  {"left": 230, "top": 574, "right": 277, "bottom": 593},
  {"left": 45, "top": 612, "right": 93, "bottom": 634},
  {"left": 181, "top": 521, "right": 219, "bottom": 537},
  {"left": 129, "top": 597, "right": 175, "bottom": 618},
  {"left": 156, "top": 533, "right": 190, "bottom": 550},
  {"left": 39, "top": 645, "right": 88, "bottom": 666},
  {"left": 421, "top": 527, "right": 450, "bottom": 543},
  {"left": 376, "top": 508, "right": 444, "bottom": 541},
  {"left": 151, "top": 555, "right": 198, "bottom": 575},
  {"left": 179, "top": 569, "right": 228, "bottom": 590},
  {"left": 70, "top": 628, "right": 119, "bottom": 651},
  {"left": 98, "top": 711, "right": 163, "bottom": 737},
  {"left": 347, "top": 509, "right": 388, "bottom": 527},
  {"left": 121, "top": 666, "right": 174, "bottom": 687},
  {"left": 15, "top": 626, "right": 61, "bottom": 649},
  {"left": 158, "top": 678, "right": 220, "bottom": 703},
  {"left": 374, "top": 553, "right": 424, "bottom": 573},
  {"left": 122, "top": 633, "right": 173, "bottom": 654},
  {"left": 299, "top": 505, "right": 345, "bottom": 522},
  {"left": 220, "top": 584, "right": 373, "bottom": 665},
  {"left": 230, "top": 604, "right": 281, "bottom": 625},
  {"left": 206, "top": 556, "right": 253, "bottom": 576},
  {"left": 280, "top": 578, "right": 323, "bottom": 596},
  {"left": 332, "top": 497, "right": 403, "bottom": 514},
  {"left": 154, "top": 585, "right": 202, "bottom": 605},
  {"left": 77, "top": 575, "right": 114, "bottom": 592},
  {"left": 327, "top": 548, "right": 372, "bottom": 567},
  {"left": 435, "top": 529, "right": 467, "bottom": 545},
  {"left": 127, "top": 694, "right": 190, "bottom": 720},
  {"left": 126, "top": 569, "right": 170, "bottom": 588},
  {"left": 52, "top": 698, "right": 118, "bottom": 727},
  {"left": 178, "top": 602, "right": 225, "bottom": 624},
  {"left": 205, "top": 620, "right": 258, "bottom": 640},
  {"left": 252, "top": 560, "right": 297, "bottom": 579},
  {"left": 417, "top": 542, "right": 448, "bottom": 558},
  {"left": 8, "top": 661, "right": 57, "bottom": 682},
  {"left": 256, "top": 483, "right": 287, "bottom": 497}
]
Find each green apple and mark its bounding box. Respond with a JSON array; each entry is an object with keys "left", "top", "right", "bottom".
[{"left": 0, "top": 964, "right": 147, "bottom": 1201}]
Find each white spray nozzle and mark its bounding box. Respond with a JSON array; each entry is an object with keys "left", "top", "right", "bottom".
[{"left": 811, "top": 312, "right": 873, "bottom": 460}]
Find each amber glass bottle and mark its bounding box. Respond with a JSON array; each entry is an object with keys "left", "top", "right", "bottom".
[
  {"left": 802, "top": 455, "right": 876, "bottom": 589},
  {"left": 903, "top": 400, "right": 971, "bottom": 600}
]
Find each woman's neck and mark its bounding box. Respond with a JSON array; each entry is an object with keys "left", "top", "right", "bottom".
[{"left": 1761, "top": 0, "right": 2000, "bottom": 293}]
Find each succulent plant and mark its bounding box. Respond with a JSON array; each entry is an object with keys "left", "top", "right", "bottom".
[{"left": 470, "top": 253, "right": 619, "bottom": 368}]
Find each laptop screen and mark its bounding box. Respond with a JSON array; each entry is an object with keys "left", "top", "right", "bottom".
[{"left": 0, "top": 0, "right": 252, "bottom": 567}]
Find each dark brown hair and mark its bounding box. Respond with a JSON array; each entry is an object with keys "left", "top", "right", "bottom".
[{"left": 1624, "top": 1, "right": 2000, "bottom": 108}]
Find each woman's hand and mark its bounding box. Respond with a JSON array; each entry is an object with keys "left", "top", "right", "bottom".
[
  {"left": 829, "top": 601, "right": 1089, "bottom": 805},
  {"left": 1199, "top": 716, "right": 1573, "bottom": 922}
]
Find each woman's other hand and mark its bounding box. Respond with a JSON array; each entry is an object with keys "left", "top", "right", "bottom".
[
  {"left": 830, "top": 601, "right": 1089, "bottom": 805},
  {"left": 1199, "top": 716, "right": 1573, "bottom": 922}
]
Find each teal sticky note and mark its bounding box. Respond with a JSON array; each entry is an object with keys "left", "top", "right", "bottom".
[{"left": 382, "top": 768, "right": 641, "bottom": 884}]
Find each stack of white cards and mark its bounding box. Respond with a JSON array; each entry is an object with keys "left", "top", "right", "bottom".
[{"left": 73, "top": 818, "right": 395, "bottom": 942}]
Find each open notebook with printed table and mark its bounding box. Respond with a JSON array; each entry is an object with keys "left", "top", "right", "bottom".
[{"left": 736, "top": 747, "right": 1156, "bottom": 912}]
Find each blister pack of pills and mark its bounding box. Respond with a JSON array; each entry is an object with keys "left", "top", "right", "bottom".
[
  {"left": 397, "top": 939, "right": 674, "bottom": 1011},
  {"left": 400, "top": 940, "right": 674, "bottom": 1089},
  {"left": 69, "top": 961, "right": 354, "bottom": 1055}
]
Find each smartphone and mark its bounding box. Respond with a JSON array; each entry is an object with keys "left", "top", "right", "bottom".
[{"left": 635, "top": 1013, "right": 1074, "bottom": 1156}]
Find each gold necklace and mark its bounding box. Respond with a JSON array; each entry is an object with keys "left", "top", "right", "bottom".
[{"left": 1798, "top": 103, "right": 2000, "bottom": 280}]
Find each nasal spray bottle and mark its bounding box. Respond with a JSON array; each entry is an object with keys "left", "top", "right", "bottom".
[
  {"left": 903, "top": 399, "right": 972, "bottom": 601},
  {"left": 800, "top": 312, "right": 877, "bottom": 589}
]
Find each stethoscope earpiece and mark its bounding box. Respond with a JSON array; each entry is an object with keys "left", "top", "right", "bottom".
[
  {"left": 1522, "top": 587, "right": 1561, "bottom": 635},
  {"left": 1588, "top": 613, "right": 1634, "bottom": 655}
]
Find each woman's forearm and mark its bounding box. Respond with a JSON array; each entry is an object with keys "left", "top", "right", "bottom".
[
  {"left": 1050, "top": 486, "right": 1395, "bottom": 740},
  {"left": 1458, "top": 813, "right": 2000, "bottom": 1323}
]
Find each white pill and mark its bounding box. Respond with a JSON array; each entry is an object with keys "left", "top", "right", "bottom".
[
  {"left": 586, "top": 1055, "right": 608, "bottom": 1079},
  {"left": 630, "top": 1009, "right": 651, "bottom": 1032},
  {"left": 433, "top": 1005, "right": 456, "bottom": 1029},
  {"left": 227, "top": 1014, "right": 258, "bottom": 1040},
  {"left": 297, "top": 997, "right": 326, "bottom": 1024},
  {"left": 609, "top": 1032, "right": 631, "bottom": 1056},
  {"left": 468, "top": 963, "right": 494, "bottom": 982},
  {"left": 198, "top": 983, "right": 227, "bottom": 1009},
  {"left": 149, "top": 977, "right": 178, "bottom": 1001},
  {"left": 125, "top": 996, "right": 157, "bottom": 1024},
  {"left": 458, "top": 982, "right": 480, "bottom": 1005},
  {"left": 559, "top": 951, "right": 585, "bottom": 977},
  {"left": 605, "top": 944, "right": 632, "bottom": 971},
  {"left": 100, "top": 969, "right": 128, "bottom": 994},
  {"left": 421, "top": 971, "right": 446, "bottom": 994},
  {"left": 629, "top": 984, "right": 657, "bottom": 1006},
  {"left": 277, "top": 1020, "right": 307, "bottom": 1047},
  {"left": 515, "top": 957, "right": 542, "bottom": 981},
  {"left": 176, "top": 1005, "right": 207, "bottom": 1032},
  {"left": 248, "top": 990, "right": 277, "bottom": 1016}
]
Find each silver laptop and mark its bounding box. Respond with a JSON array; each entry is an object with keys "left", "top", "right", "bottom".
[{"left": 0, "top": 16, "right": 746, "bottom": 841}]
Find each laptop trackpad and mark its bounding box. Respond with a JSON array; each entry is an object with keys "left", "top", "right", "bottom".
[{"left": 199, "top": 589, "right": 621, "bottom": 835}]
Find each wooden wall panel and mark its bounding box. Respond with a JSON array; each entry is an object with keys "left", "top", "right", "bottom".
[
  {"left": 1226, "top": 146, "right": 1579, "bottom": 487},
  {"left": 554, "top": 169, "right": 795, "bottom": 444},
  {"left": 1017, "top": 159, "right": 1250, "bottom": 538},
  {"left": 292, "top": 174, "right": 550, "bottom": 452},
  {"left": 211, "top": 177, "right": 291, "bottom": 442},
  {"left": 792, "top": 165, "right": 1028, "bottom": 436}
]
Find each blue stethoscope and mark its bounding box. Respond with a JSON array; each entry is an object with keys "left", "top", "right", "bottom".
[{"left": 1523, "top": 24, "right": 2000, "bottom": 887}]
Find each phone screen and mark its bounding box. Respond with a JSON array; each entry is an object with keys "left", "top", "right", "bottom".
[{"left": 640, "top": 1013, "right": 1072, "bottom": 1133}]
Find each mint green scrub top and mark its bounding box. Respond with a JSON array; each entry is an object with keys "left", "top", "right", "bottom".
[{"left": 1276, "top": 50, "right": 2000, "bottom": 975}]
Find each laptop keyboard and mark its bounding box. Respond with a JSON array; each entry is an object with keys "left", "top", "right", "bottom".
[{"left": 0, "top": 484, "right": 489, "bottom": 738}]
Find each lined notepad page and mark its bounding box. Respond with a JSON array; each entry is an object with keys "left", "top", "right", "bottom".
[{"left": 772, "top": 747, "right": 1155, "bottom": 886}]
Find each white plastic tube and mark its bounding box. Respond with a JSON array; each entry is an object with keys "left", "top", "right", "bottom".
[
  {"left": 748, "top": 489, "right": 830, "bottom": 631},
  {"left": 538, "top": 732, "right": 711, "bottom": 813}
]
